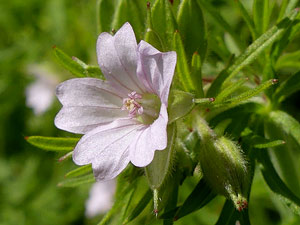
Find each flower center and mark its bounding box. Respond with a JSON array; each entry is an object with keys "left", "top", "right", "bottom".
[
  {"left": 121, "top": 91, "right": 161, "bottom": 125},
  {"left": 121, "top": 92, "right": 143, "bottom": 117}
]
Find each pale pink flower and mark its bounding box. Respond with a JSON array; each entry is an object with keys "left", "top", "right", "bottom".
[
  {"left": 54, "top": 23, "right": 177, "bottom": 181},
  {"left": 26, "top": 64, "right": 59, "bottom": 115},
  {"left": 85, "top": 180, "right": 116, "bottom": 218}
]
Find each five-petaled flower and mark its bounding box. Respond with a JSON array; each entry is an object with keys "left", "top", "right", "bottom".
[{"left": 55, "top": 23, "right": 177, "bottom": 181}]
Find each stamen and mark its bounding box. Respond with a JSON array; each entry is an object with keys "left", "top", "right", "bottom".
[{"left": 122, "top": 91, "right": 143, "bottom": 117}]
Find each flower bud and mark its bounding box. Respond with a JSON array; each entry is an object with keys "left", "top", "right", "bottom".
[{"left": 199, "top": 135, "right": 249, "bottom": 211}]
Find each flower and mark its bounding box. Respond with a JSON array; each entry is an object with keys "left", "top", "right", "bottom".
[
  {"left": 54, "top": 22, "right": 177, "bottom": 181},
  {"left": 26, "top": 64, "right": 59, "bottom": 115},
  {"left": 85, "top": 180, "right": 116, "bottom": 218}
]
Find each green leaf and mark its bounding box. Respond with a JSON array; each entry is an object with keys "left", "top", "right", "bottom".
[
  {"left": 53, "top": 47, "right": 104, "bottom": 79},
  {"left": 258, "top": 150, "right": 300, "bottom": 215},
  {"left": 173, "top": 31, "right": 193, "bottom": 92},
  {"left": 206, "top": 55, "right": 235, "bottom": 97},
  {"left": 214, "top": 77, "right": 249, "bottom": 104},
  {"left": 177, "top": 0, "right": 206, "bottom": 60},
  {"left": 273, "top": 71, "right": 300, "bottom": 103},
  {"left": 215, "top": 200, "right": 237, "bottom": 225},
  {"left": 285, "top": 0, "right": 299, "bottom": 17},
  {"left": 151, "top": 0, "right": 177, "bottom": 50},
  {"left": 222, "top": 9, "right": 298, "bottom": 87},
  {"left": 65, "top": 165, "right": 92, "bottom": 178},
  {"left": 97, "top": 0, "right": 119, "bottom": 33},
  {"left": 264, "top": 117, "right": 300, "bottom": 193},
  {"left": 85, "top": 66, "right": 105, "bottom": 79},
  {"left": 53, "top": 47, "right": 86, "bottom": 77},
  {"left": 271, "top": 12, "right": 300, "bottom": 62},
  {"left": 144, "top": 3, "right": 165, "bottom": 50},
  {"left": 268, "top": 110, "right": 300, "bottom": 147},
  {"left": 145, "top": 123, "right": 176, "bottom": 190},
  {"left": 26, "top": 136, "right": 79, "bottom": 152},
  {"left": 168, "top": 90, "right": 195, "bottom": 124},
  {"left": 197, "top": 0, "right": 244, "bottom": 51},
  {"left": 111, "top": 0, "right": 147, "bottom": 40},
  {"left": 191, "top": 52, "right": 204, "bottom": 97},
  {"left": 172, "top": 179, "right": 216, "bottom": 220},
  {"left": 58, "top": 174, "right": 95, "bottom": 187},
  {"left": 217, "top": 79, "right": 278, "bottom": 108},
  {"left": 215, "top": 200, "right": 251, "bottom": 225},
  {"left": 253, "top": 0, "right": 270, "bottom": 36},
  {"left": 235, "top": 0, "right": 257, "bottom": 40},
  {"left": 276, "top": 50, "right": 300, "bottom": 70},
  {"left": 123, "top": 189, "right": 152, "bottom": 224},
  {"left": 253, "top": 138, "right": 285, "bottom": 149}
]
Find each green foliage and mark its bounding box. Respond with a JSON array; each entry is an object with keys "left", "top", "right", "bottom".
[
  {"left": 26, "top": 136, "right": 79, "bottom": 152},
  {"left": 53, "top": 47, "right": 105, "bottom": 79},
  {"left": 8, "top": 0, "right": 300, "bottom": 224}
]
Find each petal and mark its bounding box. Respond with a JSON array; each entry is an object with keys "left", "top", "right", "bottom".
[
  {"left": 55, "top": 78, "right": 129, "bottom": 134},
  {"left": 129, "top": 104, "right": 168, "bottom": 167},
  {"left": 136, "top": 41, "right": 177, "bottom": 105},
  {"left": 73, "top": 119, "right": 143, "bottom": 180},
  {"left": 96, "top": 22, "right": 145, "bottom": 94},
  {"left": 55, "top": 106, "right": 128, "bottom": 134},
  {"left": 56, "top": 78, "right": 124, "bottom": 107}
]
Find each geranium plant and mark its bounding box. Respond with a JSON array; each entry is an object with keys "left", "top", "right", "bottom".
[{"left": 27, "top": 0, "right": 300, "bottom": 224}]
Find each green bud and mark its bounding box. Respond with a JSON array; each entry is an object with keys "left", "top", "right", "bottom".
[{"left": 194, "top": 116, "right": 249, "bottom": 211}]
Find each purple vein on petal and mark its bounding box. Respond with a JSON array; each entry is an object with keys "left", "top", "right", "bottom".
[
  {"left": 139, "top": 57, "right": 156, "bottom": 94},
  {"left": 113, "top": 42, "right": 144, "bottom": 94},
  {"left": 95, "top": 124, "right": 144, "bottom": 156},
  {"left": 80, "top": 82, "right": 124, "bottom": 99},
  {"left": 100, "top": 63, "right": 134, "bottom": 94}
]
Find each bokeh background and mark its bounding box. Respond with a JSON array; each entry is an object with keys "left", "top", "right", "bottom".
[{"left": 1, "top": 0, "right": 300, "bottom": 224}]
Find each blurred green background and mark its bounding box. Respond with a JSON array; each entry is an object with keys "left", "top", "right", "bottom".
[
  {"left": 0, "top": 0, "right": 98, "bottom": 224},
  {"left": 1, "top": 0, "right": 300, "bottom": 224}
]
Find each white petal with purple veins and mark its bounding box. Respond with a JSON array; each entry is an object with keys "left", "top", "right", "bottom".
[
  {"left": 137, "top": 41, "right": 177, "bottom": 105},
  {"left": 55, "top": 106, "right": 128, "bottom": 134},
  {"left": 130, "top": 104, "right": 168, "bottom": 167},
  {"left": 73, "top": 119, "right": 143, "bottom": 180},
  {"left": 97, "top": 23, "right": 145, "bottom": 94}
]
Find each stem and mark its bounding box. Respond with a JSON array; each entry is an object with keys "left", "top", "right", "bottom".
[{"left": 193, "top": 114, "right": 216, "bottom": 140}]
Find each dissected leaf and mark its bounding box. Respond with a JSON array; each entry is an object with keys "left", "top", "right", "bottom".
[
  {"left": 53, "top": 47, "right": 104, "bottom": 79},
  {"left": 258, "top": 150, "right": 300, "bottom": 215},
  {"left": 173, "top": 31, "right": 193, "bottom": 92},
  {"left": 276, "top": 50, "right": 300, "bottom": 70},
  {"left": 65, "top": 165, "right": 92, "bottom": 178},
  {"left": 197, "top": 0, "right": 244, "bottom": 51},
  {"left": 235, "top": 0, "right": 257, "bottom": 40},
  {"left": 268, "top": 110, "right": 300, "bottom": 147},
  {"left": 222, "top": 9, "right": 298, "bottom": 86},
  {"left": 273, "top": 70, "right": 300, "bottom": 103},
  {"left": 160, "top": 178, "right": 216, "bottom": 220},
  {"left": 58, "top": 174, "right": 95, "bottom": 187},
  {"left": 123, "top": 189, "right": 152, "bottom": 224},
  {"left": 26, "top": 136, "right": 79, "bottom": 152},
  {"left": 151, "top": 0, "right": 177, "bottom": 50},
  {"left": 191, "top": 52, "right": 204, "bottom": 97},
  {"left": 111, "top": 0, "right": 146, "bottom": 40},
  {"left": 177, "top": 0, "right": 206, "bottom": 60},
  {"left": 97, "top": 0, "right": 119, "bottom": 33},
  {"left": 53, "top": 47, "right": 86, "bottom": 77},
  {"left": 218, "top": 79, "right": 278, "bottom": 107},
  {"left": 214, "top": 78, "right": 249, "bottom": 104}
]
